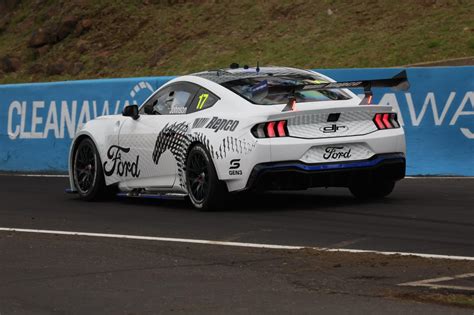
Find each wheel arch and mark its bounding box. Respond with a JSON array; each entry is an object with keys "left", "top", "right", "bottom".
[
  {"left": 185, "top": 139, "right": 224, "bottom": 180},
  {"left": 184, "top": 141, "right": 229, "bottom": 209},
  {"left": 68, "top": 132, "right": 103, "bottom": 191}
]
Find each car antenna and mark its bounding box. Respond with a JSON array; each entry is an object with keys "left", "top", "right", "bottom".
[{"left": 256, "top": 61, "right": 260, "bottom": 74}]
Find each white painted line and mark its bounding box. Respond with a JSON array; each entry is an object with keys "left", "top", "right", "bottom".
[
  {"left": 318, "top": 248, "right": 474, "bottom": 261},
  {"left": 0, "top": 174, "right": 68, "bottom": 178},
  {"left": 0, "top": 227, "right": 301, "bottom": 250},
  {"left": 1, "top": 227, "right": 474, "bottom": 261},
  {"left": 326, "top": 237, "right": 368, "bottom": 248},
  {"left": 399, "top": 273, "right": 474, "bottom": 291}
]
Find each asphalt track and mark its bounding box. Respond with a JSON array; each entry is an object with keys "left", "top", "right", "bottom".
[
  {"left": 1, "top": 175, "right": 473, "bottom": 314},
  {"left": 1, "top": 176, "right": 473, "bottom": 256}
]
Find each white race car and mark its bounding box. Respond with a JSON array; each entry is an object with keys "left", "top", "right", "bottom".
[{"left": 68, "top": 66, "right": 408, "bottom": 210}]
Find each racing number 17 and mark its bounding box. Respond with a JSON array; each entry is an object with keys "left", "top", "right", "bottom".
[{"left": 196, "top": 93, "right": 209, "bottom": 110}]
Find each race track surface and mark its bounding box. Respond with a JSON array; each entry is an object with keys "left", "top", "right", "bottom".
[
  {"left": 1, "top": 176, "right": 473, "bottom": 256},
  {"left": 0, "top": 176, "right": 473, "bottom": 314}
]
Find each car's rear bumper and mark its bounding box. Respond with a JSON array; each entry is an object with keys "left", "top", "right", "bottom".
[{"left": 245, "top": 153, "right": 405, "bottom": 191}]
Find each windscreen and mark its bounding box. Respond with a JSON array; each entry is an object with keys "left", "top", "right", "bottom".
[{"left": 222, "top": 75, "right": 352, "bottom": 105}]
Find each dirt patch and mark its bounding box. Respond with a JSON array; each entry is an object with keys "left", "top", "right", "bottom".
[
  {"left": 394, "top": 292, "right": 474, "bottom": 309},
  {"left": 274, "top": 248, "right": 474, "bottom": 308}
]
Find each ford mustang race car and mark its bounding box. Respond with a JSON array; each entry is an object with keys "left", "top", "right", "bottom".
[{"left": 68, "top": 66, "right": 408, "bottom": 210}]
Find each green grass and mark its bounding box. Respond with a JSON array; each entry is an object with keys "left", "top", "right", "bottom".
[{"left": 0, "top": 0, "right": 473, "bottom": 84}]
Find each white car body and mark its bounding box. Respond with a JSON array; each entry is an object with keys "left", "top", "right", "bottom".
[{"left": 68, "top": 67, "right": 406, "bottom": 197}]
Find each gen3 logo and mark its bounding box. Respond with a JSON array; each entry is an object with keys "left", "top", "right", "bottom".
[
  {"left": 229, "top": 159, "right": 242, "bottom": 175},
  {"left": 319, "top": 124, "right": 348, "bottom": 133}
]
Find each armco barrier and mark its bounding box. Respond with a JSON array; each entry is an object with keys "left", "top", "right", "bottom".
[{"left": 0, "top": 67, "right": 472, "bottom": 175}]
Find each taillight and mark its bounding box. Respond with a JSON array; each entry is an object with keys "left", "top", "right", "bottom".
[
  {"left": 373, "top": 113, "right": 400, "bottom": 130},
  {"left": 276, "top": 120, "right": 287, "bottom": 137},
  {"left": 252, "top": 120, "right": 288, "bottom": 138},
  {"left": 266, "top": 122, "right": 276, "bottom": 138}
]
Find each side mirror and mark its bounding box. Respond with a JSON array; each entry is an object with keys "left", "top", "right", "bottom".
[{"left": 123, "top": 105, "right": 139, "bottom": 120}]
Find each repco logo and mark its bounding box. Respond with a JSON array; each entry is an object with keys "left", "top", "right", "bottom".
[
  {"left": 205, "top": 116, "right": 239, "bottom": 132},
  {"left": 319, "top": 124, "right": 348, "bottom": 133}
]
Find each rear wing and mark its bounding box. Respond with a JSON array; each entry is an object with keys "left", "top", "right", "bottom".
[{"left": 302, "top": 70, "right": 410, "bottom": 105}]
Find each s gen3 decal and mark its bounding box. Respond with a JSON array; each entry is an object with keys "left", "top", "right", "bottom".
[
  {"left": 229, "top": 159, "right": 242, "bottom": 176},
  {"left": 229, "top": 159, "right": 240, "bottom": 170}
]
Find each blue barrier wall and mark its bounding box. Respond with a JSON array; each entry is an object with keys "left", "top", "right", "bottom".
[
  {"left": 0, "top": 77, "right": 173, "bottom": 172},
  {"left": 0, "top": 67, "right": 473, "bottom": 175},
  {"left": 317, "top": 67, "right": 474, "bottom": 176}
]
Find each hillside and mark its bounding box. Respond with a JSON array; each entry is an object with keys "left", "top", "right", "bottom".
[{"left": 0, "top": 0, "right": 473, "bottom": 84}]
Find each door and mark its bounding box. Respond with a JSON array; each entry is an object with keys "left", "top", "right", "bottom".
[{"left": 117, "top": 82, "right": 199, "bottom": 190}]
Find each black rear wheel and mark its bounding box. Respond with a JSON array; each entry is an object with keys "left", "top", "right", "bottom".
[
  {"left": 73, "top": 138, "right": 106, "bottom": 201},
  {"left": 186, "top": 144, "right": 227, "bottom": 210},
  {"left": 349, "top": 180, "right": 395, "bottom": 200}
]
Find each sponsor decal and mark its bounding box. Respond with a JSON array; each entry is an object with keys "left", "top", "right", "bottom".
[
  {"left": 229, "top": 159, "right": 242, "bottom": 175},
  {"left": 193, "top": 116, "right": 239, "bottom": 132},
  {"left": 192, "top": 118, "right": 210, "bottom": 128},
  {"left": 323, "top": 146, "right": 352, "bottom": 160},
  {"left": 103, "top": 145, "right": 141, "bottom": 178},
  {"left": 319, "top": 124, "right": 348, "bottom": 133},
  {"left": 6, "top": 81, "right": 154, "bottom": 140},
  {"left": 250, "top": 80, "right": 268, "bottom": 96}
]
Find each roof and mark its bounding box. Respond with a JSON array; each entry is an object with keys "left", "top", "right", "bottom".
[{"left": 190, "top": 66, "right": 319, "bottom": 84}]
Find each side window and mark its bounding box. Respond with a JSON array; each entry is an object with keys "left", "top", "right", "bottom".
[
  {"left": 140, "top": 87, "right": 170, "bottom": 115},
  {"left": 187, "top": 88, "right": 219, "bottom": 114},
  {"left": 168, "top": 89, "right": 193, "bottom": 114},
  {"left": 140, "top": 83, "right": 199, "bottom": 115}
]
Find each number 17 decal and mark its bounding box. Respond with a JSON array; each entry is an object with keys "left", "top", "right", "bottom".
[{"left": 196, "top": 93, "right": 209, "bottom": 110}]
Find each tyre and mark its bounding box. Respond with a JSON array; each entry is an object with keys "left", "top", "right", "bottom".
[
  {"left": 73, "top": 138, "right": 106, "bottom": 201},
  {"left": 186, "top": 144, "right": 228, "bottom": 210},
  {"left": 349, "top": 180, "right": 395, "bottom": 200}
]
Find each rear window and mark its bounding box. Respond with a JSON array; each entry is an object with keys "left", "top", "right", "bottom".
[{"left": 222, "top": 75, "right": 351, "bottom": 105}]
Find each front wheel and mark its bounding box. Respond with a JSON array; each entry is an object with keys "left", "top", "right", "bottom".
[
  {"left": 186, "top": 144, "right": 228, "bottom": 210},
  {"left": 73, "top": 138, "right": 106, "bottom": 201},
  {"left": 349, "top": 180, "right": 396, "bottom": 200}
]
